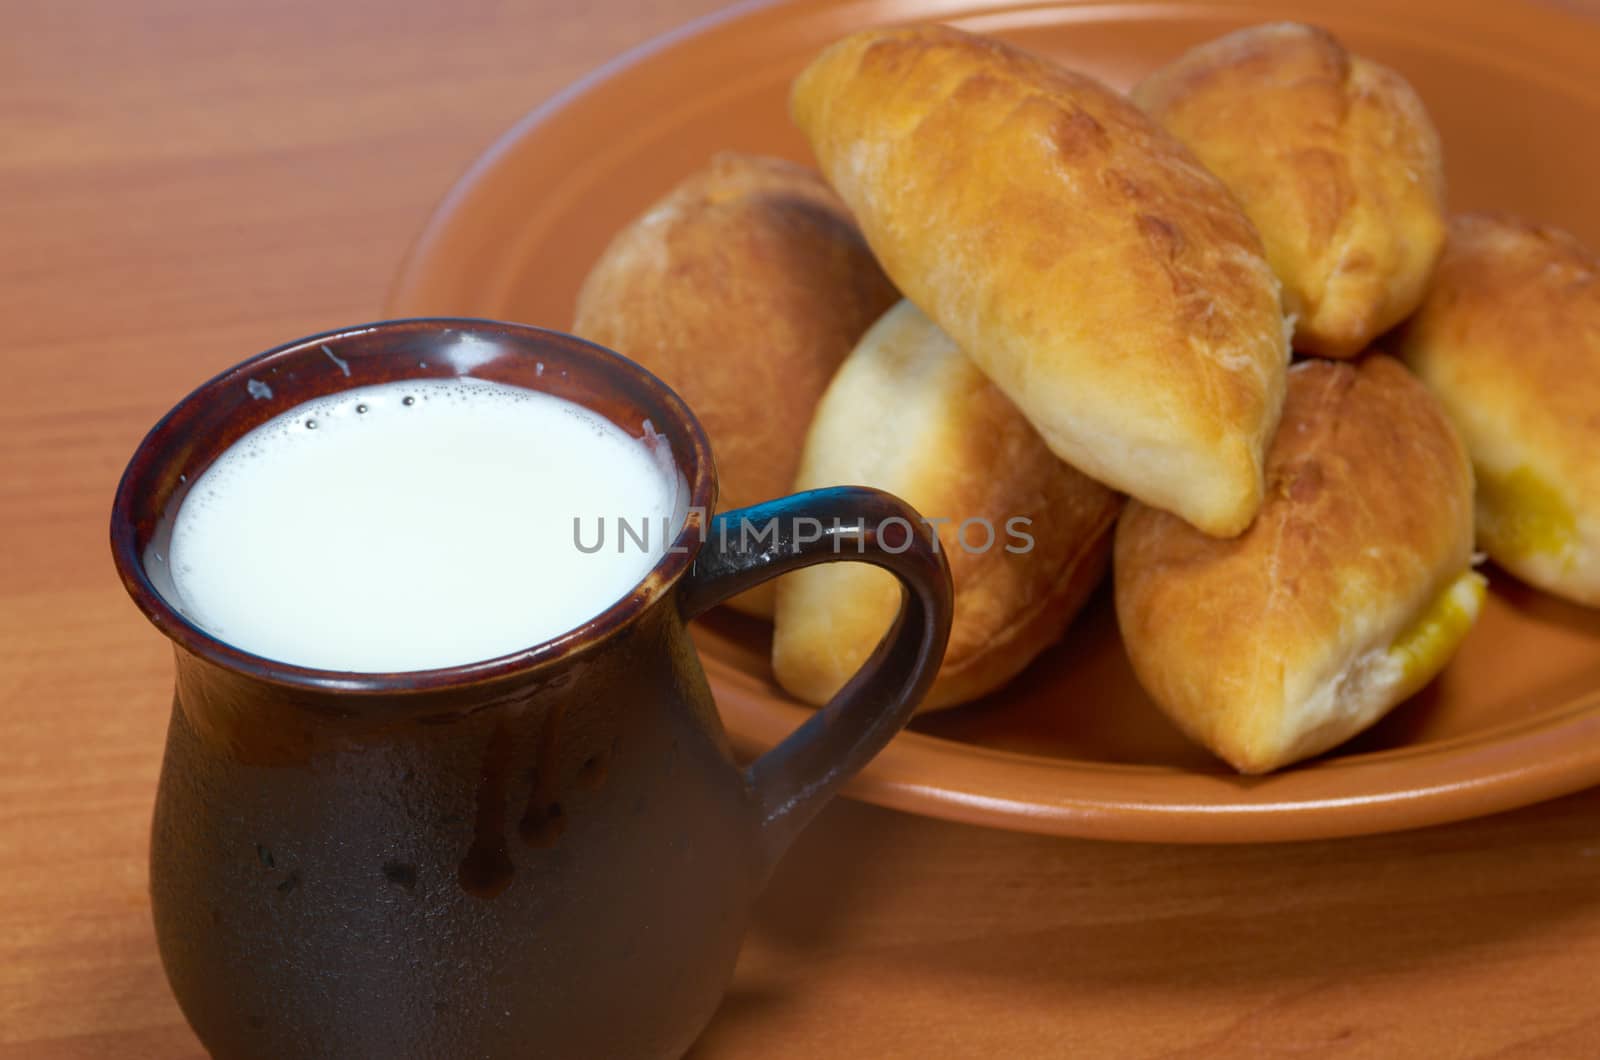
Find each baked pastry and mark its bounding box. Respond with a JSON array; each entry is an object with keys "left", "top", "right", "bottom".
[
  {"left": 773, "top": 301, "right": 1122, "bottom": 711},
  {"left": 1134, "top": 23, "right": 1447, "bottom": 358},
  {"left": 1115, "top": 356, "right": 1480, "bottom": 773},
  {"left": 1397, "top": 213, "right": 1600, "bottom": 606},
  {"left": 574, "top": 152, "right": 899, "bottom": 616},
  {"left": 791, "top": 25, "right": 1287, "bottom": 538}
]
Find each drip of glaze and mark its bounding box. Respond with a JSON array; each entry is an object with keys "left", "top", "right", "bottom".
[{"left": 458, "top": 724, "right": 515, "bottom": 899}]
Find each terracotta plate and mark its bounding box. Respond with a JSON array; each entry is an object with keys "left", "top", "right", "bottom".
[{"left": 388, "top": 0, "right": 1600, "bottom": 841}]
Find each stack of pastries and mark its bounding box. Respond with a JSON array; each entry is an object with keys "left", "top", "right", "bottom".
[{"left": 573, "top": 21, "right": 1600, "bottom": 773}]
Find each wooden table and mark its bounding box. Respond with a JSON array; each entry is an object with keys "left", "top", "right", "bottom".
[{"left": 3, "top": 1, "right": 1597, "bottom": 1055}]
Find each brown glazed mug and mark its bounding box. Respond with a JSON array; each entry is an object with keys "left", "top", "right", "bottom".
[{"left": 110, "top": 319, "right": 953, "bottom": 1059}]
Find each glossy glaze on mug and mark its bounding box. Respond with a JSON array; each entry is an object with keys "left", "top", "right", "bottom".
[
  {"left": 111, "top": 320, "right": 953, "bottom": 1059},
  {"left": 151, "top": 599, "right": 754, "bottom": 1057}
]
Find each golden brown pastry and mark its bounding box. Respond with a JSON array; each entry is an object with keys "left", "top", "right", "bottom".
[
  {"left": 574, "top": 152, "right": 899, "bottom": 616},
  {"left": 773, "top": 301, "right": 1122, "bottom": 711},
  {"left": 791, "top": 25, "right": 1287, "bottom": 538},
  {"left": 1115, "top": 356, "right": 1480, "bottom": 773},
  {"left": 1134, "top": 23, "right": 1447, "bottom": 358},
  {"left": 1397, "top": 213, "right": 1600, "bottom": 606}
]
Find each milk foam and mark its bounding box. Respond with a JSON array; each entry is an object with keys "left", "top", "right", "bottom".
[{"left": 167, "top": 378, "right": 679, "bottom": 672}]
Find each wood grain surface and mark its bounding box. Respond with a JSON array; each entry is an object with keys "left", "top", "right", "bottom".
[{"left": 2, "top": 1, "right": 1597, "bottom": 1056}]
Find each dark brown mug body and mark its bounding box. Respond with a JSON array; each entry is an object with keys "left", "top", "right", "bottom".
[{"left": 111, "top": 320, "right": 953, "bottom": 1060}]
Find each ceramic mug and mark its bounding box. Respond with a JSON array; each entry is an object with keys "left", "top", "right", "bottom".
[{"left": 110, "top": 319, "right": 953, "bottom": 1059}]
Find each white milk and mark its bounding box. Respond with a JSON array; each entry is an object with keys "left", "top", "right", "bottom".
[{"left": 167, "top": 378, "right": 679, "bottom": 672}]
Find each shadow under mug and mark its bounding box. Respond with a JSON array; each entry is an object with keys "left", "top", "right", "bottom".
[{"left": 109, "top": 319, "right": 954, "bottom": 1060}]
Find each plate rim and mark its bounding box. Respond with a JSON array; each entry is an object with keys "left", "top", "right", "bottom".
[{"left": 710, "top": 664, "right": 1600, "bottom": 842}]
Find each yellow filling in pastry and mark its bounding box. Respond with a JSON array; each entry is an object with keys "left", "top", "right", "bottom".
[
  {"left": 1387, "top": 570, "right": 1487, "bottom": 695},
  {"left": 1477, "top": 465, "right": 1576, "bottom": 564}
]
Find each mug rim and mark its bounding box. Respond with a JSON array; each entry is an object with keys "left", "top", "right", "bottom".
[{"left": 109, "top": 317, "right": 717, "bottom": 695}]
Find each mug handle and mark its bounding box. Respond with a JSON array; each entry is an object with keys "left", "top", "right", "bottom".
[{"left": 678, "top": 486, "right": 954, "bottom": 875}]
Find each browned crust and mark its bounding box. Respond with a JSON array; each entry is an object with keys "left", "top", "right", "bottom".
[
  {"left": 573, "top": 152, "right": 899, "bottom": 615},
  {"left": 1397, "top": 213, "right": 1600, "bottom": 497},
  {"left": 927, "top": 499, "right": 1116, "bottom": 710},
  {"left": 928, "top": 353, "right": 1123, "bottom": 707},
  {"left": 1114, "top": 355, "right": 1474, "bottom": 771},
  {"left": 1395, "top": 212, "right": 1600, "bottom": 602},
  {"left": 772, "top": 302, "right": 1121, "bottom": 710},
  {"left": 1135, "top": 23, "right": 1447, "bottom": 358},
  {"left": 791, "top": 25, "right": 1286, "bottom": 537}
]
